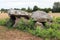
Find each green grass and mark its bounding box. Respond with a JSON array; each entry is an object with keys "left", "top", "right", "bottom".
[
  {"left": 1, "top": 17, "right": 60, "bottom": 40},
  {"left": 0, "top": 19, "right": 7, "bottom": 26}
]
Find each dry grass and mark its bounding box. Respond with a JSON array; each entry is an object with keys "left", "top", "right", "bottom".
[
  {"left": 0, "top": 13, "right": 9, "bottom": 19},
  {"left": 48, "top": 13, "right": 60, "bottom": 18},
  {"left": 0, "top": 13, "right": 60, "bottom": 19}
]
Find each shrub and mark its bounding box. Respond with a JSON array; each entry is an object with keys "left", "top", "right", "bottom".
[
  {"left": 6, "top": 19, "right": 15, "bottom": 28},
  {"left": 16, "top": 18, "right": 35, "bottom": 31},
  {"left": 0, "top": 19, "right": 7, "bottom": 26},
  {"left": 50, "top": 23, "right": 60, "bottom": 30},
  {"left": 16, "top": 19, "right": 28, "bottom": 31},
  {"left": 56, "top": 17, "right": 60, "bottom": 23},
  {"left": 55, "top": 30, "right": 60, "bottom": 39},
  {"left": 31, "top": 26, "right": 60, "bottom": 40}
]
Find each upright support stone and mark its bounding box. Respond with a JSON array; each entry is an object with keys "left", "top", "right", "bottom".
[{"left": 13, "top": 17, "right": 20, "bottom": 27}]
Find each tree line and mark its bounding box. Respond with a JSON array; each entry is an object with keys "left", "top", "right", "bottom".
[{"left": 0, "top": 2, "right": 60, "bottom": 13}]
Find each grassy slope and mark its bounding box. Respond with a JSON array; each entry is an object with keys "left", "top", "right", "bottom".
[{"left": 0, "top": 13, "right": 43, "bottom": 40}]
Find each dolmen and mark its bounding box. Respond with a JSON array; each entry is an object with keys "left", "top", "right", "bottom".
[{"left": 7, "top": 9, "right": 53, "bottom": 27}]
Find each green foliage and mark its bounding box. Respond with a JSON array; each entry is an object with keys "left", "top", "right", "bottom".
[
  {"left": 27, "top": 7, "right": 32, "bottom": 13},
  {"left": 6, "top": 19, "right": 14, "bottom": 28},
  {"left": 3, "top": 17, "right": 60, "bottom": 40},
  {"left": 56, "top": 17, "right": 60, "bottom": 23},
  {"left": 0, "top": 19, "right": 7, "bottom": 26},
  {"left": 0, "top": 6, "right": 52, "bottom": 13},
  {"left": 43, "top": 8, "right": 52, "bottom": 13},
  {"left": 1, "top": 8, "right": 8, "bottom": 13},
  {"left": 33, "top": 5, "right": 40, "bottom": 11},
  {"left": 7, "top": 17, "right": 60, "bottom": 40},
  {"left": 32, "top": 5, "right": 52, "bottom": 13},
  {"left": 16, "top": 18, "right": 35, "bottom": 31},
  {"left": 21, "top": 8, "right": 26, "bottom": 11},
  {"left": 52, "top": 2, "right": 60, "bottom": 12},
  {"left": 14, "top": 8, "right": 20, "bottom": 10},
  {"left": 50, "top": 23, "right": 60, "bottom": 30},
  {"left": 31, "top": 26, "right": 60, "bottom": 40},
  {"left": 26, "top": 17, "right": 60, "bottom": 40},
  {"left": 55, "top": 30, "right": 60, "bottom": 39}
]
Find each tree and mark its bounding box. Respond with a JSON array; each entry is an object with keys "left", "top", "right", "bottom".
[
  {"left": 27, "top": 7, "right": 32, "bottom": 13},
  {"left": 52, "top": 2, "right": 60, "bottom": 12},
  {"left": 43, "top": 8, "right": 52, "bottom": 13},
  {"left": 21, "top": 8, "right": 26, "bottom": 11},
  {"left": 14, "top": 8, "right": 20, "bottom": 10},
  {"left": 1, "top": 8, "right": 5, "bottom": 11},
  {"left": 1, "top": 8, "right": 8, "bottom": 13},
  {"left": 33, "top": 5, "right": 40, "bottom": 11}
]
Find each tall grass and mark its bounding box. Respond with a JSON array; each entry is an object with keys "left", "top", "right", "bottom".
[
  {"left": 1, "top": 17, "right": 60, "bottom": 40},
  {"left": 16, "top": 18, "right": 35, "bottom": 31},
  {"left": 0, "top": 19, "right": 8, "bottom": 26}
]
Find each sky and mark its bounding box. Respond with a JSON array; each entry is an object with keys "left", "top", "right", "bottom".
[{"left": 0, "top": 0, "right": 60, "bottom": 9}]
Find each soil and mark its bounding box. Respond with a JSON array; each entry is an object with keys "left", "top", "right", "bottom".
[{"left": 0, "top": 26, "right": 43, "bottom": 40}]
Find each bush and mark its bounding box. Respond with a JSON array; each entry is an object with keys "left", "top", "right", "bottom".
[
  {"left": 56, "top": 17, "right": 60, "bottom": 23},
  {"left": 0, "top": 19, "right": 7, "bottom": 26},
  {"left": 16, "top": 18, "right": 35, "bottom": 31},
  {"left": 30, "top": 26, "right": 60, "bottom": 40},
  {"left": 50, "top": 23, "right": 60, "bottom": 30},
  {"left": 6, "top": 19, "right": 14, "bottom": 28}
]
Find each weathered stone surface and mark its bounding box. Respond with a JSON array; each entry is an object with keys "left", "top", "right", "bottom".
[
  {"left": 31, "top": 10, "right": 53, "bottom": 22},
  {"left": 8, "top": 9, "right": 28, "bottom": 15},
  {"left": 35, "top": 22, "right": 44, "bottom": 28},
  {"left": 8, "top": 9, "right": 31, "bottom": 19}
]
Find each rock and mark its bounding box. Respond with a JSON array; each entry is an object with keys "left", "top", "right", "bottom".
[
  {"left": 8, "top": 9, "right": 30, "bottom": 19},
  {"left": 7, "top": 9, "right": 53, "bottom": 27},
  {"left": 31, "top": 10, "right": 53, "bottom": 22},
  {"left": 31, "top": 10, "right": 53, "bottom": 27},
  {"left": 35, "top": 22, "right": 44, "bottom": 28},
  {"left": 13, "top": 17, "right": 20, "bottom": 27},
  {"left": 7, "top": 9, "right": 31, "bottom": 27}
]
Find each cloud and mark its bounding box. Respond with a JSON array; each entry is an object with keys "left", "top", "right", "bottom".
[{"left": 0, "top": 0, "right": 60, "bottom": 9}]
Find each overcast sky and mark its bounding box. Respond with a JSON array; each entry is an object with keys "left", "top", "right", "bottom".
[{"left": 0, "top": 0, "right": 60, "bottom": 9}]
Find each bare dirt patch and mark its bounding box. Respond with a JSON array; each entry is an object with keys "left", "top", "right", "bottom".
[{"left": 0, "top": 26, "right": 43, "bottom": 40}]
